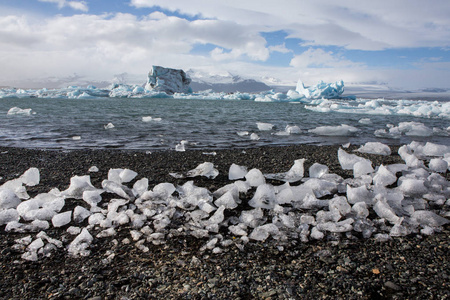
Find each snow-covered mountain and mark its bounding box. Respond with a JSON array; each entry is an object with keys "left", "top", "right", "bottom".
[{"left": 186, "top": 69, "right": 272, "bottom": 93}]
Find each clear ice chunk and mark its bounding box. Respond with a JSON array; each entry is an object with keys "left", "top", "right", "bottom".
[
  {"left": 52, "top": 211, "right": 72, "bottom": 227},
  {"left": 248, "top": 184, "right": 276, "bottom": 209},
  {"left": 309, "top": 163, "right": 329, "bottom": 178},
  {"left": 0, "top": 188, "right": 21, "bottom": 209},
  {"left": 245, "top": 168, "right": 266, "bottom": 187},
  {"left": 229, "top": 164, "right": 248, "bottom": 180},
  {"left": 186, "top": 162, "right": 219, "bottom": 179}
]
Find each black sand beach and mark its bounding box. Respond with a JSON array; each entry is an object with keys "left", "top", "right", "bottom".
[{"left": 0, "top": 145, "right": 449, "bottom": 299}]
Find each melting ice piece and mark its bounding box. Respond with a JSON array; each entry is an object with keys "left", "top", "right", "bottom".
[
  {"left": 309, "top": 163, "right": 329, "bottom": 178},
  {"left": 20, "top": 168, "right": 40, "bottom": 186},
  {"left": 398, "top": 178, "right": 428, "bottom": 196},
  {"left": 107, "top": 168, "right": 137, "bottom": 183},
  {"left": 373, "top": 197, "right": 401, "bottom": 224},
  {"left": 411, "top": 210, "right": 449, "bottom": 227},
  {"left": 0, "top": 189, "right": 21, "bottom": 209},
  {"left": 249, "top": 184, "right": 276, "bottom": 209},
  {"left": 142, "top": 116, "right": 162, "bottom": 122},
  {"left": 245, "top": 168, "right": 265, "bottom": 187},
  {"left": 358, "top": 118, "right": 372, "bottom": 124},
  {"left": 338, "top": 148, "right": 371, "bottom": 170},
  {"left": 68, "top": 228, "right": 93, "bottom": 256},
  {"left": 357, "top": 142, "right": 391, "bottom": 156},
  {"left": 309, "top": 124, "right": 359, "bottom": 136},
  {"left": 104, "top": 123, "right": 115, "bottom": 129},
  {"left": 249, "top": 223, "right": 279, "bottom": 241},
  {"left": 352, "top": 202, "right": 369, "bottom": 218},
  {"left": 61, "top": 175, "right": 97, "bottom": 199},
  {"left": 0, "top": 209, "right": 20, "bottom": 225},
  {"left": 353, "top": 160, "right": 374, "bottom": 178},
  {"left": 186, "top": 162, "right": 219, "bottom": 179},
  {"left": 250, "top": 133, "right": 260, "bottom": 140},
  {"left": 285, "top": 125, "right": 301, "bottom": 134},
  {"left": 373, "top": 165, "right": 397, "bottom": 186},
  {"left": 82, "top": 190, "right": 103, "bottom": 206},
  {"left": 256, "top": 122, "right": 274, "bottom": 131},
  {"left": 73, "top": 206, "right": 91, "bottom": 223},
  {"left": 346, "top": 185, "right": 373, "bottom": 204},
  {"left": 52, "top": 211, "right": 72, "bottom": 227},
  {"left": 88, "top": 166, "right": 99, "bottom": 172},
  {"left": 429, "top": 158, "right": 448, "bottom": 173},
  {"left": 265, "top": 159, "right": 305, "bottom": 182},
  {"left": 229, "top": 163, "right": 248, "bottom": 180},
  {"left": 102, "top": 180, "right": 134, "bottom": 200}
]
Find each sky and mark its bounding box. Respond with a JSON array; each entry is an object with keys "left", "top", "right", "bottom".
[{"left": 0, "top": 0, "right": 449, "bottom": 89}]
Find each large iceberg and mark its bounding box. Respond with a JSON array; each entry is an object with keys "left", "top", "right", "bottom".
[
  {"left": 144, "top": 66, "right": 192, "bottom": 94},
  {"left": 290, "top": 79, "right": 345, "bottom": 100}
]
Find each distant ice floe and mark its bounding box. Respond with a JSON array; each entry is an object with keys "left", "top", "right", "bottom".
[
  {"left": 1, "top": 141, "right": 449, "bottom": 261},
  {"left": 7, "top": 107, "right": 34, "bottom": 115}
]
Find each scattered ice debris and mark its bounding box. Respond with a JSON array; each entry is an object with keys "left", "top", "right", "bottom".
[
  {"left": 356, "top": 142, "right": 391, "bottom": 156},
  {"left": 309, "top": 124, "right": 359, "bottom": 136},
  {"left": 2, "top": 141, "right": 449, "bottom": 261},
  {"left": 7, "top": 107, "right": 33, "bottom": 115},
  {"left": 104, "top": 123, "right": 115, "bottom": 129}
]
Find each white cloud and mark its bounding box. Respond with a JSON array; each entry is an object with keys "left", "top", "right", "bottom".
[
  {"left": 268, "top": 43, "right": 292, "bottom": 54},
  {"left": 290, "top": 48, "right": 363, "bottom": 69},
  {"left": 131, "top": 0, "right": 450, "bottom": 50},
  {"left": 38, "top": 0, "right": 88, "bottom": 12}
]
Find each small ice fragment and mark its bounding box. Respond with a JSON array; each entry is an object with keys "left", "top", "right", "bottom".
[
  {"left": 236, "top": 131, "right": 249, "bottom": 136},
  {"left": 82, "top": 190, "right": 103, "bottom": 206},
  {"left": 309, "top": 124, "right": 359, "bottom": 136},
  {"left": 119, "top": 169, "right": 138, "bottom": 183},
  {"left": 256, "top": 122, "right": 274, "bottom": 131},
  {"left": 285, "top": 125, "right": 301, "bottom": 134},
  {"left": 373, "top": 165, "right": 397, "bottom": 186},
  {"left": 342, "top": 143, "right": 351, "bottom": 148},
  {"left": 229, "top": 164, "right": 248, "bottom": 180},
  {"left": 176, "top": 140, "right": 188, "bottom": 151},
  {"left": 72, "top": 136, "right": 81, "bottom": 140},
  {"left": 61, "top": 175, "right": 97, "bottom": 199},
  {"left": 357, "top": 142, "right": 391, "bottom": 156},
  {"left": 310, "top": 227, "right": 324, "bottom": 239},
  {"left": 52, "top": 211, "right": 72, "bottom": 227},
  {"left": 88, "top": 166, "right": 99, "bottom": 172},
  {"left": 249, "top": 224, "right": 279, "bottom": 241},
  {"left": 73, "top": 206, "right": 91, "bottom": 223},
  {"left": 0, "top": 208, "right": 20, "bottom": 225},
  {"left": 104, "top": 123, "right": 115, "bottom": 129},
  {"left": 352, "top": 202, "right": 369, "bottom": 218},
  {"left": 245, "top": 168, "right": 265, "bottom": 187},
  {"left": 398, "top": 178, "right": 428, "bottom": 196},
  {"left": 68, "top": 228, "right": 93, "bottom": 256},
  {"left": 102, "top": 180, "right": 134, "bottom": 200},
  {"left": 214, "top": 190, "right": 238, "bottom": 209},
  {"left": 329, "top": 196, "right": 351, "bottom": 216},
  {"left": 373, "top": 198, "right": 401, "bottom": 224},
  {"left": 133, "top": 178, "right": 148, "bottom": 197},
  {"left": 27, "top": 238, "right": 44, "bottom": 252}
]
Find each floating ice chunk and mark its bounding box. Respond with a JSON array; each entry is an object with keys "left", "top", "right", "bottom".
[
  {"left": 68, "top": 228, "right": 93, "bottom": 256},
  {"left": 309, "top": 124, "right": 359, "bottom": 136},
  {"left": 411, "top": 210, "right": 449, "bottom": 227},
  {"left": 61, "top": 175, "right": 97, "bottom": 199},
  {"left": 372, "top": 165, "right": 397, "bottom": 186},
  {"left": 399, "top": 122, "right": 432, "bottom": 136},
  {"left": 142, "top": 116, "right": 162, "bottom": 122},
  {"left": 285, "top": 125, "right": 301, "bottom": 134},
  {"left": 73, "top": 206, "right": 91, "bottom": 223},
  {"left": 52, "top": 211, "right": 72, "bottom": 227},
  {"left": 357, "top": 142, "right": 391, "bottom": 156},
  {"left": 186, "top": 162, "right": 219, "bottom": 179},
  {"left": 429, "top": 158, "right": 448, "bottom": 173},
  {"left": 245, "top": 168, "right": 265, "bottom": 187},
  {"left": 256, "top": 122, "right": 274, "bottom": 131},
  {"left": 249, "top": 224, "right": 279, "bottom": 241},
  {"left": 20, "top": 168, "right": 40, "bottom": 186},
  {"left": 309, "top": 163, "right": 329, "bottom": 178},
  {"left": 7, "top": 107, "right": 33, "bottom": 115},
  {"left": 338, "top": 148, "right": 370, "bottom": 170},
  {"left": 398, "top": 178, "right": 428, "bottom": 196},
  {"left": 346, "top": 185, "right": 373, "bottom": 204},
  {"left": 229, "top": 164, "right": 248, "bottom": 180},
  {"left": 250, "top": 133, "right": 260, "bottom": 140},
  {"left": 249, "top": 184, "right": 276, "bottom": 209},
  {"left": 358, "top": 118, "right": 372, "bottom": 124},
  {"left": 0, "top": 188, "right": 21, "bottom": 209},
  {"left": 294, "top": 79, "right": 345, "bottom": 99},
  {"left": 104, "top": 123, "right": 115, "bottom": 129},
  {"left": 353, "top": 160, "right": 374, "bottom": 178},
  {"left": 0, "top": 208, "right": 20, "bottom": 225},
  {"left": 236, "top": 131, "right": 249, "bottom": 136},
  {"left": 373, "top": 197, "right": 401, "bottom": 224},
  {"left": 175, "top": 140, "right": 188, "bottom": 151},
  {"left": 72, "top": 136, "right": 81, "bottom": 140}
]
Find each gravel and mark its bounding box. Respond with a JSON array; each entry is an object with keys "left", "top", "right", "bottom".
[{"left": 0, "top": 145, "right": 449, "bottom": 299}]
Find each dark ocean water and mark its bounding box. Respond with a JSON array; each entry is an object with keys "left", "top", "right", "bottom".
[{"left": 1, "top": 97, "right": 449, "bottom": 150}]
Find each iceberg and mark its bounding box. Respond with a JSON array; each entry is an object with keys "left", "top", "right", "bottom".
[
  {"left": 294, "top": 79, "right": 345, "bottom": 99},
  {"left": 145, "top": 65, "right": 192, "bottom": 94}
]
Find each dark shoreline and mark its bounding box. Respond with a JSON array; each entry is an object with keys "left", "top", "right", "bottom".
[{"left": 0, "top": 144, "right": 449, "bottom": 299}]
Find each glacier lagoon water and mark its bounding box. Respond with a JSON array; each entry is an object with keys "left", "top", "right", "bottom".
[{"left": 1, "top": 97, "right": 449, "bottom": 150}]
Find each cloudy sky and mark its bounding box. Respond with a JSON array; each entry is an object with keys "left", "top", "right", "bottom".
[{"left": 0, "top": 0, "right": 449, "bottom": 89}]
